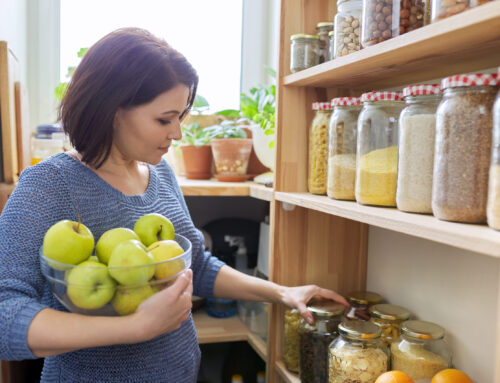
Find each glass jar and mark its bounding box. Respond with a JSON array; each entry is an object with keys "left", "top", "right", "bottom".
[
  {"left": 433, "top": 74, "right": 498, "bottom": 223},
  {"left": 431, "top": 0, "right": 469, "bottom": 22},
  {"left": 470, "top": 0, "right": 491, "bottom": 6},
  {"left": 334, "top": 0, "right": 362, "bottom": 58},
  {"left": 290, "top": 34, "right": 320, "bottom": 73},
  {"left": 369, "top": 304, "right": 411, "bottom": 346},
  {"left": 391, "top": 320, "right": 452, "bottom": 381},
  {"left": 345, "top": 291, "right": 383, "bottom": 321},
  {"left": 309, "top": 102, "right": 333, "bottom": 195},
  {"left": 299, "top": 300, "right": 345, "bottom": 383},
  {"left": 327, "top": 97, "right": 362, "bottom": 200},
  {"left": 328, "top": 31, "right": 335, "bottom": 61},
  {"left": 487, "top": 72, "right": 500, "bottom": 230},
  {"left": 316, "top": 22, "right": 334, "bottom": 63},
  {"left": 356, "top": 92, "right": 404, "bottom": 207},
  {"left": 30, "top": 137, "right": 64, "bottom": 165},
  {"left": 397, "top": 85, "right": 441, "bottom": 214},
  {"left": 283, "top": 309, "right": 301, "bottom": 373},
  {"left": 329, "top": 321, "right": 389, "bottom": 383}
]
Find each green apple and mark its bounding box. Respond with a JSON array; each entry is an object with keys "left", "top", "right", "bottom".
[
  {"left": 112, "top": 284, "right": 155, "bottom": 315},
  {"left": 134, "top": 213, "right": 175, "bottom": 246},
  {"left": 42, "top": 219, "right": 94, "bottom": 265},
  {"left": 66, "top": 260, "right": 116, "bottom": 310},
  {"left": 88, "top": 255, "right": 99, "bottom": 263},
  {"left": 148, "top": 240, "right": 185, "bottom": 280},
  {"left": 108, "top": 239, "right": 155, "bottom": 285},
  {"left": 95, "top": 227, "right": 140, "bottom": 264}
]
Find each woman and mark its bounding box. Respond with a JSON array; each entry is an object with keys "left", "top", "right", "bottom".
[{"left": 0, "top": 28, "right": 348, "bottom": 382}]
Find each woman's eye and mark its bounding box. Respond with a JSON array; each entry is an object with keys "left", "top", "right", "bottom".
[{"left": 158, "top": 119, "right": 171, "bottom": 126}]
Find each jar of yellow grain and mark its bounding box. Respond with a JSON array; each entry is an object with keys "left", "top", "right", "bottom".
[{"left": 355, "top": 91, "right": 404, "bottom": 206}]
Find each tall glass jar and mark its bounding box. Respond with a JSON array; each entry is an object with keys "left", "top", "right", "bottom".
[
  {"left": 316, "top": 22, "right": 334, "bottom": 63},
  {"left": 369, "top": 304, "right": 411, "bottom": 346},
  {"left": 329, "top": 321, "right": 389, "bottom": 383},
  {"left": 431, "top": 0, "right": 469, "bottom": 22},
  {"left": 334, "top": 0, "right": 362, "bottom": 58},
  {"left": 327, "top": 97, "right": 362, "bottom": 200},
  {"left": 299, "top": 300, "right": 345, "bottom": 383},
  {"left": 290, "top": 34, "right": 320, "bottom": 73},
  {"left": 345, "top": 291, "right": 383, "bottom": 321},
  {"left": 487, "top": 71, "right": 500, "bottom": 230},
  {"left": 283, "top": 309, "right": 301, "bottom": 373},
  {"left": 433, "top": 74, "right": 498, "bottom": 223},
  {"left": 397, "top": 84, "right": 441, "bottom": 214},
  {"left": 309, "top": 102, "right": 333, "bottom": 195},
  {"left": 356, "top": 92, "right": 404, "bottom": 207},
  {"left": 391, "top": 320, "right": 452, "bottom": 381}
]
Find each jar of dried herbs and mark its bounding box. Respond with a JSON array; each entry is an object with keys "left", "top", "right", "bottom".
[
  {"left": 487, "top": 72, "right": 500, "bottom": 230},
  {"left": 369, "top": 304, "right": 411, "bottom": 346},
  {"left": 433, "top": 73, "right": 498, "bottom": 223},
  {"left": 345, "top": 291, "right": 383, "bottom": 321},
  {"left": 290, "top": 34, "right": 320, "bottom": 73},
  {"left": 299, "top": 300, "right": 345, "bottom": 383},
  {"left": 283, "top": 309, "right": 301, "bottom": 373},
  {"left": 316, "top": 22, "right": 334, "bottom": 63},
  {"left": 309, "top": 102, "right": 333, "bottom": 195}
]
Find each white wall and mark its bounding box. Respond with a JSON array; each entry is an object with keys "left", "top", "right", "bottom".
[{"left": 0, "top": 0, "right": 27, "bottom": 82}]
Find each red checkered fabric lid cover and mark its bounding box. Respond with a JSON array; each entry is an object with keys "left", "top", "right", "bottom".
[
  {"left": 403, "top": 84, "right": 441, "bottom": 97},
  {"left": 312, "top": 102, "right": 334, "bottom": 110},
  {"left": 361, "top": 91, "right": 404, "bottom": 102},
  {"left": 331, "top": 97, "right": 362, "bottom": 106},
  {"left": 441, "top": 73, "right": 499, "bottom": 89}
]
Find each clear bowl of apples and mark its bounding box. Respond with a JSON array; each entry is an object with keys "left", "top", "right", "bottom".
[{"left": 39, "top": 214, "right": 192, "bottom": 316}]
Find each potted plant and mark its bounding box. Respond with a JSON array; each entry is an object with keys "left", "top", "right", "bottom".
[{"left": 176, "top": 123, "right": 215, "bottom": 180}]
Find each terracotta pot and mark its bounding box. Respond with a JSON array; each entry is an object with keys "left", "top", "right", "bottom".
[
  {"left": 240, "top": 126, "right": 271, "bottom": 178},
  {"left": 211, "top": 138, "right": 253, "bottom": 182},
  {"left": 180, "top": 145, "right": 213, "bottom": 180}
]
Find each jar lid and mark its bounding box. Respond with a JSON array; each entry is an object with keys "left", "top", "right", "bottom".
[
  {"left": 346, "top": 291, "right": 383, "bottom": 305},
  {"left": 361, "top": 91, "right": 404, "bottom": 102},
  {"left": 307, "top": 299, "right": 346, "bottom": 317},
  {"left": 291, "top": 34, "right": 320, "bottom": 40},
  {"left": 328, "top": 31, "right": 335, "bottom": 37},
  {"left": 331, "top": 97, "right": 362, "bottom": 106},
  {"left": 369, "top": 304, "right": 411, "bottom": 320},
  {"left": 317, "top": 22, "right": 334, "bottom": 29},
  {"left": 312, "top": 102, "right": 334, "bottom": 110},
  {"left": 441, "top": 73, "right": 499, "bottom": 89},
  {"left": 401, "top": 320, "right": 445, "bottom": 340},
  {"left": 402, "top": 84, "right": 441, "bottom": 97},
  {"left": 338, "top": 320, "right": 382, "bottom": 340}
]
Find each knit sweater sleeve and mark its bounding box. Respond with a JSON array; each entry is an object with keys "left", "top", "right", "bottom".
[{"left": 0, "top": 163, "right": 75, "bottom": 360}]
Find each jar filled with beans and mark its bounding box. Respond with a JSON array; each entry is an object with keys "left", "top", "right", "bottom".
[
  {"left": 345, "top": 291, "right": 383, "bottom": 321},
  {"left": 369, "top": 304, "right": 411, "bottom": 346},
  {"left": 334, "top": 0, "right": 363, "bottom": 58},
  {"left": 431, "top": 0, "right": 469, "bottom": 21},
  {"left": 290, "top": 34, "right": 320, "bottom": 73},
  {"left": 309, "top": 102, "right": 333, "bottom": 195},
  {"left": 283, "top": 309, "right": 301, "bottom": 373},
  {"left": 316, "top": 22, "right": 334, "bottom": 63}
]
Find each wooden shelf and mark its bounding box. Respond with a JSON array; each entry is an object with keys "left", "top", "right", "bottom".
[
  {"left": 275, "top": 361, "right": 299, "bottom": 383},
  {"left": 283, "top": 2, "right": 500, "bottom": 90},
  {"left": 275, "top": 191, "right": 500, "bottom": 258},
  {"left": 248, "top": 332, "right": 268, "bottom": 361},
  {"left": 178, "top": 177, "right": 273, "bottom": 201}
]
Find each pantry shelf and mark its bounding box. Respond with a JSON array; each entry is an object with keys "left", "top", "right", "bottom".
[
  {"left": 275, "top": 361, "right": 299, "bottom": 383},
  {"left": 283, "top": 1, "right": 500, "bottom": 90}
]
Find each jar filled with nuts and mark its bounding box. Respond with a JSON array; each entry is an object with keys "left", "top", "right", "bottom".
[
  {"left": 487, "top": 70, "right": 500, "bottom": 230},
  {"left": 290, "top": 34, "right": 320, "bottom": 73},
  {"left": 316, "top": 22, "right": 334, "bottom": 63},
  {"left": 433, "top": 73, "right": 498, "bottom": 223},
  {"left": 334, "top": 0, "right": 362, "bottom": 58},
  {"left": 431, "top": 0, "right": 469, "bottom": 22},
  {"left": 327, "top": 97, "right": 362, "bottom": 200},
  {"left": 283, "top": 309, "right": 301, "bottom": 373},
  {"left": 299, "top": 300, "right": 345, "bottom": 383},
  {"left": 345, "top": 291, "right": 383, "bottom": 321},
  {"left": 369, "top": 304, "right": 411, "bottom": 346},
  {"left": 309, "top": 102, "right": 333, "bottom": 195}
]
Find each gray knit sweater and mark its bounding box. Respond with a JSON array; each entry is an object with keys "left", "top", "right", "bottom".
[{"left": 0, "top": 153, "right": 224, "bottom": 382}]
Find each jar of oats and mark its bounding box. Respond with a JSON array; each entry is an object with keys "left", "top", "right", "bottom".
[
  {"left": 283, "top": 309, "right": 301, "bottom": 373},
  {"left": 309, "top": 102, "right": 333, "bottom": 195},
  {"left": 487, "top": 71, "right": 500, "bottom": 230},
  {"left": 369, "top": 304, "right": 411, "bottom": 346},
  {"left": 433, "top": 73, "right": 498, "bottom": 223},
  {"left": 334, "top": 0, "right": 362, "bottom": 58},
  {"left": 290, "top": 34, "right": 320, "bottom": 73}
]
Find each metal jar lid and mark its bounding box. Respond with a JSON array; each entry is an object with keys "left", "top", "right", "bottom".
[
  {"left": 316, "top": 22, "right": 334, "bottom": 29},
  {"left": 338, "top": 320, "right": 382, "bottom": 340},
  {"left": 369, "top": 304, "right": 411, "bottom": 321},
  {"left": 401, "top": 320, "right": 445, "bottom": 340},
  {"left": 290, "top": 34, "right": 320, "bottom": 41},
  {"left": 346, "top": 291, "right": 383, "bottom": 305},
  {"left": 307, "top": 299, "right": 346, "bottom": 317}
]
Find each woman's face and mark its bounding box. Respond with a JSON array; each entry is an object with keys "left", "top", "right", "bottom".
[{"left": 113, "top": 83, "right": 190, "bottom": 164}]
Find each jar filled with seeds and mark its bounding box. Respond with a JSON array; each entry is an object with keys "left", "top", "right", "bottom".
[
  {"left": 433, "top": 73, "right": 498, "bottom": 223},
  {"left": 345, "top": 291, "right": 383, "bottom": 321},
  {"left": 309, "top": 102, "right": 333, "bottom": 195},
  {"left": 391, "top": 320, "right": 451, "bottom": 381},
  {"left": 327, "top": 97, "right": 362, "bottom": 200},
  {"left": 299, "top": 300, "right": 345, "bottom": 383},
  {"left": 369, "top": 304, "right": 411, "bottom": 346},
  {"left": 487, "top": 71, "right": 500, "bottom": 230},
  {"left": 329, "top": 31, "right": 336, "bottom": 61},
  {"left": 329, "top": 321, "right": 389, "bottom": 383},
  {"left": 397, "top": 84, "right": 441, "bottom": 214},
  {"left": 283, "top": 309, "right": 301, "bottom": 373},
  {"left": 334, "top": 0, "right": 362, "bottom": 58},
  {"left": 431, "top": 0, "right": 469, "bottom": 21},
  {"left": 356, "top": 92, "right": 404, "bottom": 207},
  {"left": 317, "top": 22, "right": 335, "bottom": 63},
  {"left": 290, "top": 34, "right": 320, "bottom": 73}
]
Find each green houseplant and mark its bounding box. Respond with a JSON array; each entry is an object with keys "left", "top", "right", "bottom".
[{"left": 177, "top": 122, "right": 216, "bottom": 180}]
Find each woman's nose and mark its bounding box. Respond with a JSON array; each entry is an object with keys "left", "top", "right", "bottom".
[{"left": 169, "top": 120, "right": 182, "bottom": 141}]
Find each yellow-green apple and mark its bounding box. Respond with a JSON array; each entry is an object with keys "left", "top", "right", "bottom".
[
  {"left": 134, "top": 213, "right": 175, "bottom": 246},
  {"left": 95, "top": 228, "right": 140, "bottom": 264},
  {"left": 112, "top": 284, "right": 155, "bottom": 315},
  {"left": 108, "top": 239, "right": 155, "bottom": 285},
  {"left": 88, "top": 255, "right": 99, "bottom": 263},
  {"left": 147, "top": 240, "right": 185, "bottom": 280},
  {"left": 66, "top": 260, "right": 116, "bottom": 309}
]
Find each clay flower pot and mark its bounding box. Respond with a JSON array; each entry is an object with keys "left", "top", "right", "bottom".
[
  {"left": 180, "top": 145, "right": 213, "bottom": 180},
  {"left": 210, "top": 138, "right": 253, "bottom": 182}
]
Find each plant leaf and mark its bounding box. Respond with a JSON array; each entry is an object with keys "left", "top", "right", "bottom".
[{"left": 77, "top": 48, "right": 88, "bottom": 58}]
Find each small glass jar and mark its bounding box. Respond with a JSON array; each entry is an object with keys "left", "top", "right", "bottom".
[
  {"left": 316, "top": 22, "right": 334, "bottom": 63},
  {"left": 397, "top": 84, "right": 441, "bottom": 214},
  {"left": 433, "top": 73, "right": 498, "bottom": 223},
  {"left": 329, "top": 321, "right": 389, "bottom": 383},
  {"left": 290, "top": 34, "right": 320, "bottom": 73},
  {"left": 334, "top": 0, "right": 362, "bottom": 58},
  {"left": 327, "top": 97, "right": 362, "bottom": 200},
  {"left": 299, "top": 300, "right": 345, "bottom": 383},
  {"left": 30, "top": 137, "right": 64, "bottom": 165},
  {"left": 309, "top": 102, "right": 333, "bottom": 195},
  {"left": 431, "top": 0, "right": 469, "bottom": 22},
  {"left": 356, "top": 92, "right": 404, "bottom": 207},
  {"left": 328, "top": 31, "right": 335, "bottom": 61},
  {"left": 391, "top": 320, "right": 452, "bottom": 381},
  {"left": 345, "top": 291, "right": 383, "bottom": 321},
  {"left": 369, "top": 304, "right": 411, "bottom": 346},
  {"left": 487, "top": 72, "right": 500, "bottom": 230},
  {"left": 283, "top": 309, "right": 301, "bottom": 373}
]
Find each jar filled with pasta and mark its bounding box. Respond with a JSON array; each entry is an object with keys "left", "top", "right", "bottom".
[
  {"left": 345, "top": 291, "right": 383, "bottom": 321},
  {"left": 283, "top": 309, "right": 301, "bottom": 373},
  {"left": 487, "top": 70, "right": 500, "bottom": 230},
  {"left": 309, "top": 102, "right": 333, "bottom": 195},
  {"left": 369, "top": 304, "right": 411, "bottom": 346}
]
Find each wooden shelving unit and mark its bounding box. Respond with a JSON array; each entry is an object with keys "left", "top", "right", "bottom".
[{"left": 275, "top": 361, "right": 299, "bottom": 383}]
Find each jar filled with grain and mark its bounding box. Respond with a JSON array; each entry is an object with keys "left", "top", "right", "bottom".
[
  {"left": 431, "top": 0, "right": 469, "bottom": 21},
  {"left": 433, "top": 73, "right": 498, "bottom": 223},
  {"left": 356, "top": 92, "right": 404, "bottom": 206},
  {"left": 329, "top": 321, "right": 389, "bottom": 383},
  {"left": 327, "top": 97, "right": 362, "bottom": 200},
  {"left": 397, "top": 84, "right": 441, "bottom": 214},
  {"left": 316, "top": 22, "right": 334, "bottom": 63},
  {"left": 309, "top": 102, "right": 333, "bottom": 195},
  {"left": 487, "top": 71, "right": 500, "bottom": 230},
  {"left": 369, "top": 304, "right": 411, "bottom": 346},
  {"left": 283, "top": 309, "right": 301, "bottom": 373},
  {"left": 290, "top": 34, "right": 320, "bottom": 73},
  {"left": 345, "top": 291, "right": 383, "bottom": 321},
  {"left": 299, "top": 300, "right": 345, "bottom": 383},
  {"left": 334, "top": 0, "right": 362, "bottom": 58},
  {"left": 391, "top": 320, "right": 451, "bottom": 381}
]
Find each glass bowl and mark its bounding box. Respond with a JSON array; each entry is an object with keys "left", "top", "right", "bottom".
[{"left": 40, "top": 234, "right": 192, "bottom": 316}]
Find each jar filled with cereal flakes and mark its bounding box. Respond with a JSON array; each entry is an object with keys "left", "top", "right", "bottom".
[
  {"left": 345, "top": 291, "right": 383, "bottom": 321},
  {"left": 433, "top": 73, "right": 498, "bottom": 223},
  {"left": 369, "top": 304, "right": 411, "bottom": 346},
  {"left": 327, "top": 97, "right": 362, "bottom": 200},
  {"left": 356, "top": 91, "right": 404, "bottom": 207},
  {"left": 290, "top": 34, "right": 320, "bottom": 73},
  {"left": 431, "top": 0, "right": 468, "bottom": 22},
  {"left": 316, "top": 22, "right": 334, "bottom": 63},
  {"left": 397, "top": 84, "right": 441, "bottom": 214},
  {"left": 334, "top": 0, "right": 362, "bottom": 58},
  {"left": 283, "top": 309, "right": 301, "bottom": 373},
  {"left": 391, "top": 320, "right": 451, "bottom": 381},
  {"left": 309, "top": 102, "right": 333, "bottom": 195},
  {"left": 487, "top": 70, "right": 500, "bottom": 230},
  {"left": 329, "top": 321, "right": 389, "bottom": 383}
]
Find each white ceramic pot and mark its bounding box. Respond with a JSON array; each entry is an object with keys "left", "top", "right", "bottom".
[{"left": 251, "top": 123, "right": 276, "bottom": 172}]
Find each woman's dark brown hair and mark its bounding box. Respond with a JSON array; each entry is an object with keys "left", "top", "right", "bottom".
[{"left": 59, "top": 27, "right": 198, "bottom": 168}]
